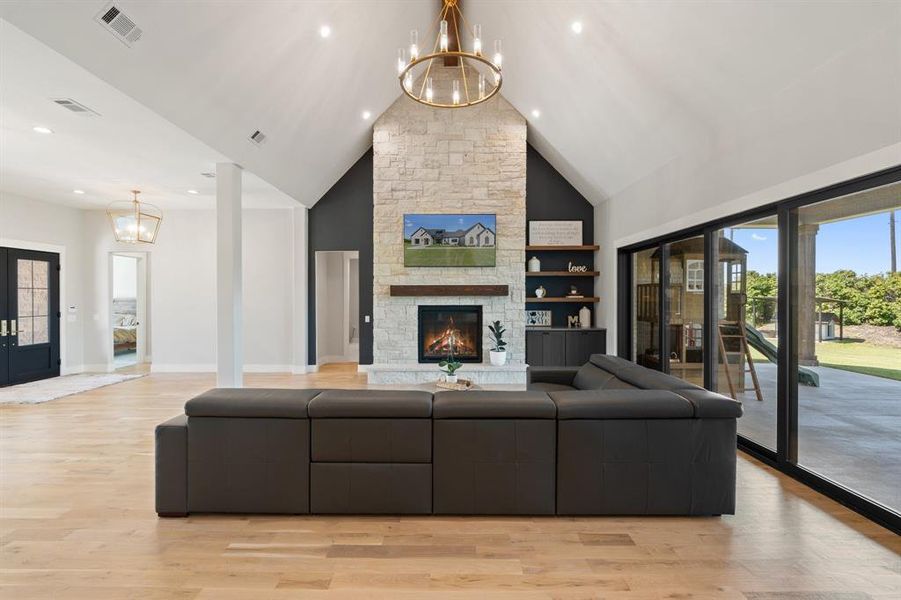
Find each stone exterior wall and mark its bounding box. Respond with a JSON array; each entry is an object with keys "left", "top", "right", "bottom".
[{"left": 372, "top": 85, "right": 527, "bottom": 373}]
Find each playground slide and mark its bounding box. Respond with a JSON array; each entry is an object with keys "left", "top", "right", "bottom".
[{"left": 743, "top": 324, "right": 819, "bottom": 387}]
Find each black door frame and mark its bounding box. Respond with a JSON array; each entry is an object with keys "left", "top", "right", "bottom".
[{"left": 616, "top": 164, "right": 901, "bottom": 533}]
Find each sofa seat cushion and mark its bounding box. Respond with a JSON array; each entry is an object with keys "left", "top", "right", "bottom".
[
  {"left": 308, "top": 390, "right": 433, "bottom": 418},
  {"left": 529, "top": 382, "right": 577, "bottom": 392},
  {"left": 550, "top": 390, "right": 694, "bottom": 419},
  {"left": 673, "top": 389, "right": 743, "bottom": 418},
  {"left": 433, "top": 391, "right": 556, "bottom": 419},
  {"left": 185, "top": 388, "right": 320, "bottom": 419}
]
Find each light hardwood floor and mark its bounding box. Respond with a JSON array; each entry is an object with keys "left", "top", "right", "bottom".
[{"left": 1, "top": 364, "right": 898, "bottom": 599}]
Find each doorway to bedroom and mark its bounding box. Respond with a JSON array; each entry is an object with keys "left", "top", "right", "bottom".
[
  {"left": 314, "top": 250, "right": 360, "bottom": 367},
  {"left": 111, "top": 253, "right": 148, "bottom": 371}
]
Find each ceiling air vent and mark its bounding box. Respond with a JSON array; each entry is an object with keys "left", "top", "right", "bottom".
[
  {"left": 249, "top": 130, "right": 267, "bottom": 145},
  {"left": 51, "top": 98, "right": 100, "bottom": 117},
  {"left": 201, "top": 172, "right": 216, "bottom": 179},
  {"left": 95, "top": 4, "right": 143, "bottom": 47}
]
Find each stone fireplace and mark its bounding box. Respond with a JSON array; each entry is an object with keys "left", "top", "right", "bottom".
[
  {"left": 367, "top": 69, "right": 527, "bottom": 386},
  {"left": 418, "top": 305, "right": 482, "bottom": 363}
]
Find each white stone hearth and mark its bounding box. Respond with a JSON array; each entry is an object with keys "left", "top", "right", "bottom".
[{"left": 367, "top": 363, "right": 527, "bottom": 387}]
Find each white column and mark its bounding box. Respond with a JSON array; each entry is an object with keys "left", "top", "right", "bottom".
[
  {"left": 291, "top": 207, "right": 309, "bottom": 373},
  {"left": 216, "top": 162, "right": 243, "bottom": 386}
]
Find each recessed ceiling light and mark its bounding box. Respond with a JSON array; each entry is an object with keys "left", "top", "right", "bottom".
[
  {"left": 187, "top": 189, "right": 198, "bottom": 195},
  {"left": 571, "top": 21, "right": 583, "bottom": 34},
  {"left": 319, "top": 25, "right": 331, "bottom": 38},
  {"left": 33, "top": 126, "right": 53, "bottom": 134},
  {"left": 531, "top": 109, "right": 541, "bottom": 118},
  {"left": 362, "top": 110, "right": 372, "bottom": 120},
  {"left": 72, "top": 189, "right": 85, "bottom": 195}
]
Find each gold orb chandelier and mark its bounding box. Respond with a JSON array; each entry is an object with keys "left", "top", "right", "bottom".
[
  {"left": 397, "top": 0, "right": 503, "bottom": 108},
  {"left": 106, "top": 190, "right": 163, "bottom": 244}
]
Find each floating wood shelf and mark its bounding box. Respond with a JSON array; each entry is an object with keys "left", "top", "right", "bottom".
[
  {"left": 526, "top": 271, "right": 599, "bottom": 277},
  {"left": 390, "top": 284, "right": 509, "bottom": 297},
  {"left": 526, "top": 296, "right": 600, "bottom": 303},
  {"left": 526, "top": 245, "right": 599, "bottom": 251}
]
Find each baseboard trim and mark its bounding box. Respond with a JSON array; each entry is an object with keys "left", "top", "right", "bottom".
[
  {"left": 61, "top": 364, "right": 84, "bottom": 375},
  {"left": 357, "top": 364, "right": 372, "bottom": 373},
  {"left": 82, "top": 364, "right": 113, "bottom": 373},
  {"left": 150, "top": 364, "right": 295, "bottom": 374}
]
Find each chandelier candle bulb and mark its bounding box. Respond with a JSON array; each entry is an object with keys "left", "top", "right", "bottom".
[
  {"left": 397, "top": 48, "right": 406, "bottom": 74},
  {"left": 473, "top": 24, "right": 482, "bottom": 55},
  {"left": 404, "top": 71, "right": 413, "bottom": 92},
  {"left": 452, "top": 80, "right": 460, "bottom": 105},
  {"left": 493, "top": 39, "right": 503, "bottom": 69},
  {"left": 439, "top": 20, "right": 449, "bottom": 52},
  {"left": 409, "top": 29, "right": 419, "bottom": 61},
  {"left": 426, "top": 77, "right": 434, "bottom": 102},
  {"left": 478, "top": 73, "right": 485, "bottom": 99}
]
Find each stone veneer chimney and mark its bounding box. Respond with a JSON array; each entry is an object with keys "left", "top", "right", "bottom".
[{"left": 369, "top": 79, "right": 527, "bottom": 385}]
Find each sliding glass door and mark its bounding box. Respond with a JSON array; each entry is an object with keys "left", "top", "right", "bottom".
[
  {"left": 792, "top": 182, "right": 900, "bottom": 513},
  {"left": 618, "top": 166, "right": 901, "bottom": 531}
]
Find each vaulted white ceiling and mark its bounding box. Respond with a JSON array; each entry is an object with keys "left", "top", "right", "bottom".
[{"left": 2, "top": 1, "right": 899, "bottom": 208}]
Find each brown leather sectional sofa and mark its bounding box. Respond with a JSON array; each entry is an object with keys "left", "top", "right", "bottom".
[{"left": 156, "top": 355, "right": 742, "bottom": 517}]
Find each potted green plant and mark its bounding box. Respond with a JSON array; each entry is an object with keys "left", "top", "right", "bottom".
[
  {"left": 438, "top": 333, "right": 463, "bottom": 383},
  {"left": 488, "top": 320, "right": 508, "bottom": 366}
]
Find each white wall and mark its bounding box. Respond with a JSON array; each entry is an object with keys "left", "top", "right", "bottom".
[
  {"left": 1, "top": 192, "right": 301, "bottom": 373},
  {"left": 315, "top": 251, "right": 347, "bottom": 363},
  {"left": 596, "top": 24, "right": 901, "bottom": 353},
  {"left": 112, "top": 255, "right": 137, "bottom": 299},
  {"left": 0, "top": 191, "right": 86, "bottom": 372}
]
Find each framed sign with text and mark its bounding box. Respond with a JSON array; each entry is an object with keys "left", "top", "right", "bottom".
[{"left": 528, "top": 220, "right": 582, "bottom": 246}]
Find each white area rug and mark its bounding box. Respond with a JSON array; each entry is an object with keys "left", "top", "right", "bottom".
[{"left": 0, "top": 373, "right": 145, "bottom": 405}]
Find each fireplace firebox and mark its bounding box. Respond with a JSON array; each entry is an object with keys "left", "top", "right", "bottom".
[{"left": 418, "top": 305, "right": 483, "bottom": 363}]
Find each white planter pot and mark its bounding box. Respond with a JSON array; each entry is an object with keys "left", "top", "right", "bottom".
[
  {"left": 444, "top": 374, "right": 458, "bottom": 383},
  {"left": 489, "top": 350, "right": 508, "bottom": 366}
]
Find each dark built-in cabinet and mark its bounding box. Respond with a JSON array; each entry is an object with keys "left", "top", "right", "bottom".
[{"left": 526, "top": 328, "right": 607, "bottom": 367}]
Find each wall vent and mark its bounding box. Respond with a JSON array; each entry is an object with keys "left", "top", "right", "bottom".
[
  {"left": 95, "top": 4, "right": 143, "bottom": 47},
  {"left": 200, "top": 172, "right": 216, "bottom": 179},
  {"left": 249, "top": 130, "right": 267, "bottom": 145},
  {"left": 51, "top": 98, "right": 100, "bottom": 117}
]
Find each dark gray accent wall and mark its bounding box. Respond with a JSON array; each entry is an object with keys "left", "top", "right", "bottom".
[
  {"left": 526, "top": 145, "right": 594, "bottom": 242},
  {"left": 308, "top": 144, "right": 592, "bottom": 365},
  {"left": 308, "top": 149, "right": 373, "bottom": 365},
  {"left": 525, "top": 145, "right": 595, "bottom": 328}
]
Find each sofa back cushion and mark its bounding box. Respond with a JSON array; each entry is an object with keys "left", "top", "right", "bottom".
[
  {"left": 588, "top": 354, "right": 701, "bottom": 391},
  {"left": 185, "top": 388, "right": 320, "bottom": 419}
]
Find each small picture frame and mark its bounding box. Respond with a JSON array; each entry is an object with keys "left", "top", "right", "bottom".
[{"left": 525, "top": 309, "right": 552, "bottom": 327}]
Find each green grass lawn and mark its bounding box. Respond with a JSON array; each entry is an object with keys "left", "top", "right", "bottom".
[
  {"left": 404, "top": 243, "right": 495, "bottom": 267},
  {"left": 815, "top": 340, "right": 901, "bottom": 382},
  {"left": 748, "top": 337, "right": 900, "bottom": 381}
]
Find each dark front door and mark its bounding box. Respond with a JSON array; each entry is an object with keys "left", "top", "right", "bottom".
[{"left": 1, "top": 248, "right": 61, "bottom": 386}]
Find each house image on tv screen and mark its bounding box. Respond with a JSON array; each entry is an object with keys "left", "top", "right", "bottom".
[{"left": 404, "top": 214, "right": 496, "bottom": 267}]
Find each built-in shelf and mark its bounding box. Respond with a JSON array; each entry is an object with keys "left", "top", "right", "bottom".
[
  {"left": 526, "top": 245, "right": 599, "bottom": 251},
  {"left": 527, "top": 296, "right": 599, "bottom": 303},
  {"left": 389, "top": 284, "right": 508, "bottom": 297},
  {"left": 526, "top": 271, "right": 599, "bottom": 277}
]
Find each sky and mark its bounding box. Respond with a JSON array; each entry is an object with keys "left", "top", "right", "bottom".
[
  {"left": 404, "top": 214, "right": 496, "bottom": 238},
  {"left": 729, "top": 210, "right": 899, "bottom": 275}
]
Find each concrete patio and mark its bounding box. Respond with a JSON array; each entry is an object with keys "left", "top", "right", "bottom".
[{"left": 734, "top": 362, "right": 901, "bottom": 512}]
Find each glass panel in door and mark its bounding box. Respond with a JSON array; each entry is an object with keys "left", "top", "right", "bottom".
[
  {"left": 631, "top": 248, "right": 662, "bottom": 369},
  {"left": 664, "top": 236, "right": 705, "bottom": 386},
  {"left": 16, "top": 259, "right": 50, "bottom": 346},
  {"left": 794, "top": 183, "right": 900, "bottom": 512},
  {"left": 713, "top": 216, "right": 779, "bottom": 450}
]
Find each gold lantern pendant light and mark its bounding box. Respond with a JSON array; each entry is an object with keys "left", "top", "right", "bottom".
[
  {"left": 398, "top": 0, "right": 503, "bottom": 108},
  {"left": 107, "top": 190, "right": 163, "bottom": 244}
]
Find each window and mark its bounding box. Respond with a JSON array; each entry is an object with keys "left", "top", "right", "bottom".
[{"left": 686, "top": 259, "right": 704, "bottom": 292}]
